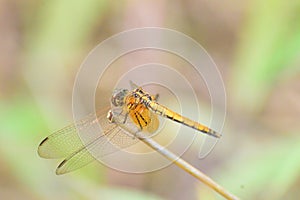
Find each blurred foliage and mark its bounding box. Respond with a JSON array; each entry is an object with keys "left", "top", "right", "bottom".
[
  {"left": 230, "top": 0, "right": 300, "bottom": 113},
  {"left": 0, "top": 0, "right": 300, "bottom": 200},
  {"left": 215, "top": 135, "right": 300, "bottom": 199}
]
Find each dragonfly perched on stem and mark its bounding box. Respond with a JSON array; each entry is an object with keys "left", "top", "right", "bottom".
[{"left": 38, "top": 81, "right": 221, "bottom": 175}]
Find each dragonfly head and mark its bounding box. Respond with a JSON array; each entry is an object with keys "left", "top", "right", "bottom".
[{"left": 111, "top": 89, "right": 129, "bottom": 107}]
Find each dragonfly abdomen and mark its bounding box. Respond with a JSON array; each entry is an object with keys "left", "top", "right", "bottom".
[{"left": 148, "top": 101, "right": 221, "bottom": 138}]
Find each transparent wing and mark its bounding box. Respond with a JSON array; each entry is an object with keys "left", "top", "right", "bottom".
[
  {"left": 38, "top": 111, "right": 103, "bottom": 159},
  {"left": 55, "top": 125, "right": 139, "bottom": 175},
  {"left": 38, "top": 108, "right": 141, "bottom": 174}
]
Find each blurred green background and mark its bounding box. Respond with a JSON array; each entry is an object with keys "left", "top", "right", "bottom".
[{"left": 1, "top": 0, "right": 300, "bottom": 199}]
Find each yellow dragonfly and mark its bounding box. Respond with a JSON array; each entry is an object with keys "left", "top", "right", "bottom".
[{"left": 38, "top": 82, "right": 221, "bottom": 175}]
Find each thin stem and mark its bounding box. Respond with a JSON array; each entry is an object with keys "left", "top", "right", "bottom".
[{"left": 137, "top": 134, "right": 239, "bottom": 200}]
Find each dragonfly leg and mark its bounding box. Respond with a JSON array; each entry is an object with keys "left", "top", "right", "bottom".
[
  {"left": 152, "top": 93, "right": 159, "bottom": 101},
  {"left": 122, "top": 112, "right": 128, "bottom": 124}
]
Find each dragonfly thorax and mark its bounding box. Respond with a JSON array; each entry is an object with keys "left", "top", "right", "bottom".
[{"left": 124, "top": 88, "right": 154, "bottom": 110}]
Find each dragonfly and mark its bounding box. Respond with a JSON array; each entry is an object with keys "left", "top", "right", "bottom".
[{"left": 38, "top": 82, "right": 221, "bottom": 175}]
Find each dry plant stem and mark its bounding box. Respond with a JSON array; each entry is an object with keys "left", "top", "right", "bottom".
[{"left": 138, "top": 135, "right": 239, "bottom": 200}]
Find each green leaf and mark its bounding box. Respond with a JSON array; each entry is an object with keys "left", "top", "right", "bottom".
[{"left": 230, "top": 0, "right": 300, "bottom": 113}]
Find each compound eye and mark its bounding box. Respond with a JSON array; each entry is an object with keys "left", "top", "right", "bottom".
[
  {"left": 111, "top": 95, "right": 119, "bottom": 106},
  {"left": 111, "top": 89, "right": 128, "bottom": 107}
]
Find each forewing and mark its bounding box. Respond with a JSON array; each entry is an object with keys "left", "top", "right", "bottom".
[
  {"left": 56, "top": 122, "right": 140, "bottom": 175},
  {"left": 38, "top": 109, "right": 110, "bottom": 159},
  {"left": 38, "top": 106, "right": 143, "bottom": 174}
]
